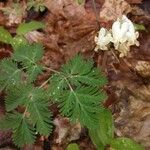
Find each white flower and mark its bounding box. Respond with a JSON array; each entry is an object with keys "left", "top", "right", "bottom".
[
  {"left": 94, "top": 15, "right": 140, "bottom": 57},
  {"left": 94, "top": 28, "right": 112, "bottom": 51},
  {"left": 112, "top": 15, "right": 139, "bottom": 50}
]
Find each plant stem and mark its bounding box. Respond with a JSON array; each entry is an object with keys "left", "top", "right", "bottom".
[
  {"left": 41, "top": 66, "right": 75, "bottom": 94},
  {"left": 92, "top": 0, "right": 100, "bottom": 28}
]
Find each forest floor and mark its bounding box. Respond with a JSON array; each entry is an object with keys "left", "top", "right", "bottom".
[{"left": 0, "top": 0, "right": 150, "bottom": 150}]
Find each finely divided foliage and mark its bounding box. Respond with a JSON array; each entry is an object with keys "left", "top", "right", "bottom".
[
  {"left": 12, "top": 43, "right": 43, "bottom": 81},
  {"left": 0, "top": 43, "right": 107, "bottom": 147},
  {"left": 0, "top": 44, "right": 52, "bottom": 147},
  {"left": 49, "top": 55, "right": 107, "bottom": 128}
]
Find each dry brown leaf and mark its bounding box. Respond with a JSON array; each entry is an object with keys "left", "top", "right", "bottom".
[
  {"left": 43, "top": 0, "right": 98, "bottom": 60},
  {"left": 126, "top": 0, "right": 143, "bottom": 4},
  {"left": 53, "top": 116, "right": 81, "bottom": 144},
  {"left": 99, "top": 0, "right": 131, "bottom": 22},
  {"left": 135, "top": 61, "right": 150, "bottom": 77}
]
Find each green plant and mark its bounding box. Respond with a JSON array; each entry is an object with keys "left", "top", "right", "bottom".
[
  {"left": 0, "top": 40, "right": 107, "bottom": 147},
  {"left": 0, "top": 21, "right": 45, "bottom": 49},
  {"left": 89, "top": 109, "right": 145, "bottom": 150},
  {"left": 0, "top": 44, "right": 52, "bottom": 147},
  {"left": 27, "top": 0, "right": 46, "bottom": 12},
  {"left": 48, "top": 54, "right": 107, "bottom": 128},
  {"left": 66, "top": 143, "right": 80, "bottom": 150},
  {"left": 134, "top": 23, "right": 146, "bottom": 31}
]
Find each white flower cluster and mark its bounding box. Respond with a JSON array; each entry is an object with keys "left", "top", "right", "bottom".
[{"left": 94, "top": 15, "right": 139, "bottom": 57}]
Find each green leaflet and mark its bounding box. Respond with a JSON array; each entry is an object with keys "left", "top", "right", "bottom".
[
  {"left": 0, "top": 26, "right": 13, "bottom": 44},
  {"left": 110, "top": 138, "right": 145, "bottom": 150},
  {"left": 5, "top": 84, "right": 32, "bottom": 111},
  {"left": 26, "top": 87, "right": 52, "bottom": 135},
  {"left": 12, "top": 113, "right": 36, "bottom": 147},
  {"left": 49, "top": 73, "right": 67, "bottom": 100},
  {"left": 0, "top": 21, "right": 45, "bottom": 49},
  {"left": 98, "top": 109, "right": 114, "bottom": 145},
  {"left": 16, "top": 21, "right": 45, "bottom": 35},
  {"left": 66, "top": 143, "right": 80, "bottom": 150},
  {"left": 59, "top": 87, "right": 107, "bottom": 128},
  {"left": 5, "top": 84, "right": 52, "bottom": 136},
  {"left": 12, "top": 36, "right": 28, "bottom": 49},
  {"left": 0, "top": 59, "right": 22, "bottom": 91},
  {"left": 12, "top": 43, "right": 44, "bottom": 82},
  {"left": 89, "top": 130, "right": 105, "bottom": 150},
  {"left": 0, "top": 112, "right": 36, "bottom": 147},
  {"left": 89, "top": 109, "right": 114, "bottom": 150},
  {"left": 0, "top": 113, "right": 21, "bottom": 130}
]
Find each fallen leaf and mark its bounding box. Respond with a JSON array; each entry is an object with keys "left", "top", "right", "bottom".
[
  {"left": 126, "top": 0, "right": 143, "bottom": 4},
  {"left": 43, "top": 0, "right": 98, "bottom": 60},
  {"left": 99, "top": 0, "right": 131, "bottom": 22}
]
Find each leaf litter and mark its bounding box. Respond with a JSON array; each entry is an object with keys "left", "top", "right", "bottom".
[{"left": 0, "top": 0, "right": 150, "bottom": 149}]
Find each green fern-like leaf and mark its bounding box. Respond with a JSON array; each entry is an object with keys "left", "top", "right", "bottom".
[
  {"left": 5, "top": 84, "right": 52, "bottom": 136},
  {"left": 12, "top": 43, "right": 43, "bottom": 81},
  {"left": 60, "top": 86, "right": 107, "bottom": 128},
  {"left": 0, "top": 59, "right": 22, "bottom": 90},
  {"left": 16, "top": 21, "right": 45, "bottom": 35},
  {"left": 0, "top": 113, "right": 21, "bottom": 129},
  {"left": 26, "top": 87, "right": 52, "bottom": 135},
  {"left": 0, "top": 112, "right": 36, "bottom": 147},
  {"left": 61, "top": 55, "right": 107, "bottom": 87},
  {"left": 12, "top": 113, "right": 36, "bottom": 147},
  {"left": 49, "top": 55, "right": 107, "bottom": 128},
  {"left": 49, "top": 73, "right": 68, "bottom": 100},
  {"left": 0, "top": 26, "right": 13, "bottom": 44},
  {"left": 5, "top": 84, "right": 32, "bottom": 111}
]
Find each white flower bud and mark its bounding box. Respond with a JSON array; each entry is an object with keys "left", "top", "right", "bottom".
[{"left": 94, "top": 28, "right": 112, "bottom": 51}]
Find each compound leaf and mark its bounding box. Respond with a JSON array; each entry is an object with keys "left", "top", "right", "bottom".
[
  {"left": 49, "top": 55, "right": 107, "bottom": 129},
  {"left": 12, "top": 43, "right": 44, "bottom": 82}
]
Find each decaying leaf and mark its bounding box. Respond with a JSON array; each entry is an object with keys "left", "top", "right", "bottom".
[
  {"left": 53, "top": 116, "right": 81, "bottom": 144},
  {"left": 43, "top": 0, "right": 98, "bottom": 59},
  {"left": 135, "top": 61, "right": 150, "bottom": 77},
  {"left": 126, "top": 0, "right": 143, "bottom": 4},
  {"left": 99, "top": 0, "right": 131, "bottom": 22}
]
